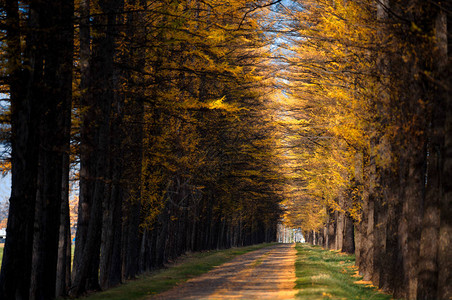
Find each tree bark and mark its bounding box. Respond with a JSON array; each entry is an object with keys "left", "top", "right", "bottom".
[
  {"left": 71, "top": 0, "right": 95, "bottom": 293},
  {"left": 342, "top": 212, "right": 355, "bottom": 254},
  {"left": 0, "top": 1, "right": 39, "bottom": 298},
  {"left": 372, "top": 184, "right": 386, "bottom": 287},
  {"left": 379, "top": 171, "right": 403, "bottom": 293},
  {"left": 98, "top": 0, "right": 124, "bottom": 289},
  {"left": 29, "top": 1, "right": 74, "bottom": 298},
  {"left": 122, "top": 0, "right": 146, "bottom": 280},
  {"left": 56, "top": 143, "right": 72, "bottom": 297},
  {"left": 327, "top": 209, "right": 336, "bottom": 249},
  {"left": 336, "top": 200, "right": 343, "bottom": 251},
  {"left": 72, "top": 0, "right": 118, "bottom": 292},
  {"left": 399, "top": 143, "right": 424, "bottom": 299},
  {"left": 363, "top": 195, "right": 374, "bottom": 281},
  {"left": 438, "top": 78, "right": 452, "bottom": 299},
  {"left": 437, "top": 4, "right": 452, "bottom": 299}
]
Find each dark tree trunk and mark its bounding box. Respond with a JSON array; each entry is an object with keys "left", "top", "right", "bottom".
[
  {"left": 365, "top": 197, "right": 375, "bottom": 282},
  {"left": 100, "top": 166, "right": 124, "bottom": 289},
  {"left": 342, "top": 213, "right": 355, "bottom": 254},
  {"left": 1, "top": 1, "right": 73, "bottom": 299},
  {"left": 123, "top": 189, "right": 142, "bottom": 279},
  {"left": 73, "top": 193, "right": 103, "bottom": 295},
  {"left": 56, "top": 151, "right": 72, "bottom": 297},
  {"left": 71, "top": 0, "right": 96, "bottom": 293},
  {"left": 30, "top": 1, "right": 74, "bottom": 298},
  {"left": 122, "top": 0, "right": 146, "bottom": 280},
  {"left": 399, "top": 142, "right": 424, "bottom": 300},
  {"left": 353, "top": 153, "right": 365, "bottom": 273},
  {"left": 57, "top": 77, "right": 73, "bottom": 295},
  {"left": 98, "top": 0, "right": 124, "bottom": 289},
  {"left": 73, "top": 0, "right": 120, "bottom": 292},
  {"left": 336, "top": 204, "right": 344, "bottom": 251},
  {"left": 361, "top": 143, "right": 377, "bottom": 282},
  {"left": 72, "top": 0, "right": 128, "bottom": 293},
  {"left": 327, "top": 210, "right": 336, "bottom": 249},
  {"left": 417, "top": 138, "right": 441, "bottom": 300},
  {"left": 437, "top": 4, "right": 452, "bottom": 299},
  {"left": 372, "top": 185, "right": 387, "bottom": 287},
  {"left": 438, "top": 77, "right": 452, "bottom": 299},
  {"left": 379, "top": 171, "right": 402, "bottom": 293},
  {"left": 0, "top": 1, "right": 39, "bottom": 298},
  {"left": 415, "top": 5, "right": 449, "bottom": 299},
  {"left": 354, "top": 220, "right": 363, "bottom": 270}
]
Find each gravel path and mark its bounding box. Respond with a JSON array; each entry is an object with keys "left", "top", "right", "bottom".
[{"left": 149, "top": 243, "right": 297, "bottom": 300}]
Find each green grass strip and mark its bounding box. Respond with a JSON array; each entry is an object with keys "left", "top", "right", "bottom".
[
  {"left": 0, "top": 244, "right": 3, "bottom": 269},
  {"left": 77, "top": 243, "right": 275, "bottom": 300},
  {"left": 295, "top": 243, "right": 392, "bottom": 300}
]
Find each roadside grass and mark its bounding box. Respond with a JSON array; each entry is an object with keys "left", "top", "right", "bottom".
[
  {"left": 295, "top": 243, "right": 391, "bottom": 300},
  {"left": 78, "top": 243, "right": 275, "bottom": 300},
  {"left": 0, "top": 243, "right": 3, "bottom": 268}
]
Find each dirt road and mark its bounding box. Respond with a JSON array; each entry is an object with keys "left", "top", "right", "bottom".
[{"left": 150, "top": 243, "right": 297, "bottom": 300}]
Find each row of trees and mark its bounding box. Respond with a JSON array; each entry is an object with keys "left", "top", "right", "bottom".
[
  {"left": 279, "top": 0, "right": 451, "bottom": 299},
  {"left": 0, "top": 0, "right": 284, "bottom": 299}
]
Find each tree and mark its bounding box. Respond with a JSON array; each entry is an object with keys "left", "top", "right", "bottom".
[{"left": 0, "top": 1, "right": 74, "bottom": 299}]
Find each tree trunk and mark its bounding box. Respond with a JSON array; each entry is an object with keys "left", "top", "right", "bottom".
[
  {"left": 327, "top": 210, "right": 336, "bottom": 249},
  {"left": 438, "top": 83, "right": 452, "bottom": 299},
  {"left": 336, "top": 208, "right": 343, "bottom": 251},
  {"left": 372, "top": 185, "right": 387, "bottom": 287},
  {"left": 56, "top": 151, "right": 72, "bottom": 297},
  {"left": 342, "top": 213, "right": 355, "bottom": 254},
  {"left": 417, "top": 139, "right": 441, "bottom": 300},
  {"left": 98, "top": 0, "right": 124, "bottom": 289},
  {"left": 354, "top": 220, "right": 363, "bottom": 271},
  {"left": 399, "top": 144, "right": 424, "bottom": 299},
  {"left": 379, "top": 171, "right": 403, "bottom": 293},
  {"left": 363, "top": 195, "right": 374, "bottom": 281},
  {"left": 437, "top": 5, "right": 452, "bottom": 299},
  {"left": 122, "top": 0, "right": 146, "bottom": 280},
  {"left": 31, "top": 1, "right": 74, "bottom": 298},
  {"left": 1, "top": 1, "right": 73, "bottom": 299},
  {"left": 0, "top": 1, "right": 39, "bottom": 298},
  {"left": 71, "top": 0, "right": 96, "bottom": 293}
]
